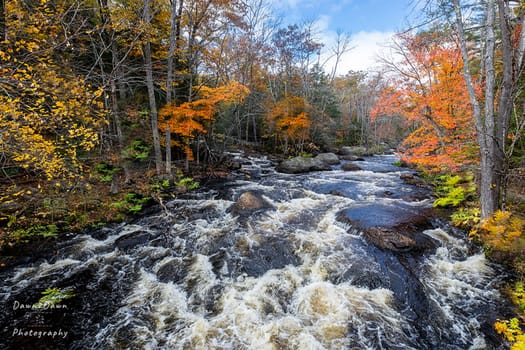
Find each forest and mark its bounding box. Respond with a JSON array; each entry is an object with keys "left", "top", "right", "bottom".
[{"left": 0, "top": 0, "right": 524, "bottom": 347}]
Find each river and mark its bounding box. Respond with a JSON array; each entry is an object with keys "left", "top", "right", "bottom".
[{"left": 0, "top": 154, "right": 509, "bottom": 349}]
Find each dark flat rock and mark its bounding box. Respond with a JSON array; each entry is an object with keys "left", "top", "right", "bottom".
[{"left": 338, "top": 204, "right": 436, "bottom": 252}]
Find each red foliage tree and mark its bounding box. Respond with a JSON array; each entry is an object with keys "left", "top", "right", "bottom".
[{"left": 372, "top": 31, "right": 478, "bottom": 171}]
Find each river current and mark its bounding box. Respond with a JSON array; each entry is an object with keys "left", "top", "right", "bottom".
[{"left": 0, "top": 154, "right": 509, "bottom": 349}]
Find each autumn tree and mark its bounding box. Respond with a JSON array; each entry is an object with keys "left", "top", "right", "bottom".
[
  {"left": 373, "top": 29, "right": 477, "bottom": 171},
  {"left": 159, "top": 81, "right": 249, "bottom": 170},
  {"left": 206, "top": 0, "right": 277, "bottom": 145},
  {"left": 0, "top": 0, "right": 106, "bottom": 180},
  {"left": 265, "top": 96, "right": 312, "bottom": 155}
]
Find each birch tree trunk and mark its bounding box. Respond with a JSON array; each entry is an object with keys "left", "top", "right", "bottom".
[
  {"left": 453, "top": 0, "right": 498, "bottom": 218},
  {"left": 144, "top": 0, "right": 163, "bottom": 175},
  {"left": 453, "top": 0, "right": 525, "bottom": 218}
]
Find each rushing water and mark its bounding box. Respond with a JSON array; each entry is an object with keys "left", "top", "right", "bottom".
[{"left": 0, "top": 154, "right": 509, "bottom": 349}]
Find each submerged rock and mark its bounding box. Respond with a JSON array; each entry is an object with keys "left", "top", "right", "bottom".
[
  {"left": 342, "top": 163, "right": 363, "bottom": 171},
  {"left": 239, "top": 236, "right": 300, "bottom": 277},
  {"left": 115, "top": 231, "right": 151, "bottom": 251}
]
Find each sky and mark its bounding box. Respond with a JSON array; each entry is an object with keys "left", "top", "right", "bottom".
[{"left": 272, "top": 0, "right": 416, "bottom": 75}]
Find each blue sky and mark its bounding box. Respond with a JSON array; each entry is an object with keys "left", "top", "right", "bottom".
[{"left": 272, "top": 0, "right": 415, "bottom": 74}]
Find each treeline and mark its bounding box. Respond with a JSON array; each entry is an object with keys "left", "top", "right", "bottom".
[
  {"left": 0, "top": 0, "right": 399, "bottom": 178},
  {"left": 0, "top": 0, "right": 400, "bottom": 243}
]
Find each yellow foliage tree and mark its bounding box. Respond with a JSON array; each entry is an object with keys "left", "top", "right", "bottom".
[
  {"left": 477, "top": 210, "right": 525, "bottom": 254},
  {"left": 0, "top": 0, "right": 107, "bottom": 180}
]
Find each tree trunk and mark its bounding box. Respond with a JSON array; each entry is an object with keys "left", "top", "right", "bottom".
[
  {"left": 165, "top": 125, "right": 171, "bottom": 174},
  {"left": 165, "top": 0, "right": 178, "bottom": 176},
  {"left": 0, "top": 0, "right": 5, "bottom": 41},
  {"left": 495, "top": 0, "right": 524, "bottom": 210},
  {"left": 144, "top": 0, "right": 163, "bottom": 175},
  {"left": 453, "top": 0, "right": 498, "bottom": 218}
]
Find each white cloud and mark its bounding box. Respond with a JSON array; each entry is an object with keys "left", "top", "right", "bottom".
[{"left": 320, "top": 30, "right": 395, "bottom": 75}]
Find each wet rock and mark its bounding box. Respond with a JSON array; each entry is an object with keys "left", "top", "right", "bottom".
[
  {"left": 338, "top": 146, "right": 359, "bottom": 155},
  {"left": 156, "top": 259, "right": 188, "bottom": 283},
  {"left": 89, "top": 227, "right": 114, "bottom": 241},
  {"left": 342, "top": 163, "right": 363, "bottom": 171},
  {"left": 239, "top": 237, "right": 300, "bottom": 277},
  {"left": 314, "top": 152, "right": 340, "bottom": 165},
  {"left": 228, "top": 160, "right": 242, "bottom": 170},
  {"left": 115, "top": 231, "right": 151, "bottom": 250},
  {"left": 230, "top": 191, "right": 274, "bottom": 215},
  {"left": 351, "top": 273, "right": 387, "bottom": 289},
  {"left": 363, "top": 227, "right": 417, "bottom": 252},
  {"left": 400, "top": 173, "right": 429, "bottom": 187},
  {"left": 276, "top": 156, "right": 331, "bottom": 174},
  {"left": 337, "top": 204, "right": 436, "bottom": 253}
]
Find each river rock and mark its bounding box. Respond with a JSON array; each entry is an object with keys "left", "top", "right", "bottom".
[
  {"left": 400, "top": 173, "right": 428, "bottom": 187},
  {"left": 156, "top": 259, "right": 188, "bottom": 283},
  {"left": 342, "top": 163, "right": 363, "bottom": 171},
  {"left": 115, "top": 231, "right": 151, "bottom": 250},
  {"left": 230, "top": 191, "right": 274, "bottom": 215},
  {"left": 314, "top": 152, "right": 340, "bottom": 165},
  {"left": 239, "top": 236, "right": 301, "bottom": 277},
  {"left": 338, "top": 146, "right": 358, "bottom": 155},
  {"left": 363, "top": 227, "right": 417, "bottom": 251},
  {"left": 337, "top": 204, "right": 436, "bottom": 253},
  {"left": 276, "top": 156, "right": 330, "bottom": 174}
]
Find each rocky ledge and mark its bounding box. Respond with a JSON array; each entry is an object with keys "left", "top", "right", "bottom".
[{"left": 337, "top": 203, "right": 437, "bottom": 253}]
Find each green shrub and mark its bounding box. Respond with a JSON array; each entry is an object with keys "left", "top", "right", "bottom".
[
  {"left": 95, "top": 163, "right": 119, "bottom": 183},
  {"left": 175, "top": 169, "right": 199, "bottom": 191},
  {"left": 13, "top": 224, "right": 59, "bottom": 242},
  {"left": 451, "top": 207, "right": 481, "bottom": 228},
  {"left": 124, "top": 140, "right": 151, "bottom": 161},
  {"left": 111, "top": 193, "right": 151, "bottom": 214},
  {"left": 433, "top": 173, "right": 475, "bottom": 208}
]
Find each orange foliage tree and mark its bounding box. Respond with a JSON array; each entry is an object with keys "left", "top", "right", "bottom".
[
  {"left": 159, "top": 81, "right": 249, "bottom": 162},
  {"left": 265, "top": 96, "right": 312, "bottom": 155},
  {"left": 372, "top": 31, "right": 478, "bottom": 172}
]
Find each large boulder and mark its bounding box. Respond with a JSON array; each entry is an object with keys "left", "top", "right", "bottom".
[
  {"left": 314, "top": 152, "right": 340, "bottom": 165},
  {"left": 276, "top": 156, "right": 330, "bottom": 174},
  {"left": 337, "top": 204, "right": 436, "bottom": 253},
  {"left": 363, "top": 227, "right": 417, "bottom": 252},
  {"left": 230, "top": 191, "right": 274, "bottom": 215}
]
